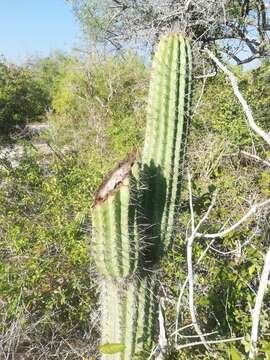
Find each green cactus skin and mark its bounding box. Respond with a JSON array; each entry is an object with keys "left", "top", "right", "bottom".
[
  {"left": 91, "top": 155, "right": 140, "bottom": 279},
  {"left": 141, "top": 33, "right": 192, "bottom": 251},
  {"left": 100, "top": 277, "right": 157, "bottom": 360}
]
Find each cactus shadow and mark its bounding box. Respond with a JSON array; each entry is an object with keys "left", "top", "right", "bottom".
[{"left": 137, "top": 160, "right": 166, "bottom": 271}]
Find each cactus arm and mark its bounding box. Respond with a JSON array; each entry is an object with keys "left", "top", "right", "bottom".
[
  {"left": 100, "top": 279, "right": 156, "bottom": 360},
  {"left": 92, "top": 206, "right": 108, "bottom": 276},
  {"left": 119, "top": 179, "right": 134, "bottom": 277},
  {"left": 142, "top": 38, "right": 169, "bottom": 164},
  {"left": 164, "top": 37, "right": 191, "bottom": 246},
  {"left": 120, "top": 281, "right": 137, "bottom": 360},
  {"left": 107, "top": 195, "right": 123, "bottom": 277},
  {"left": 91, "top": 155, "right": 139, "bottom": 278},
  {"left": 141, "top": 34, "right": 192, "bottom": 250}
]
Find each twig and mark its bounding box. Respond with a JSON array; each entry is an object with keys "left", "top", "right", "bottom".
[
  {"left": 156, "top": 298, "right": 168, "bottom": 360},
  {"left": 205, "top": 49, "right": 270, "bottom": 146},
  {"left": 175, "top": 336, "right": 244, "bottom": 350},
  {"left": 196, "top": 198, "right": 270, "bottom": 239},
  {"left": 186, "top": 172, "right": 210, "bottom": 350},
  {"left": 192, "top": 62, "right": 208, "bottom": 116},
  {"left": 175, "top": 189, "right": 217, "bottom": 345},
  {"left": 249, "top": 241, "right": 270, "bottom": 359},
  {"left": 240, "top": 150, "right": 270, "bottom": 168},
  {"left": 175, "top": 278, "right": 189, "bottom": 345},
  {"left": 176, "top": 331, "right": 218, "bottom": 339},
  {"left": 172, "top": 323, "right": 194, "bottom": 339}
]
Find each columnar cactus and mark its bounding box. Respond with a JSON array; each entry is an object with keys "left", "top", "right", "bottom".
[{"left": 91, "top": 33, "right": 192, "bottom": 359}]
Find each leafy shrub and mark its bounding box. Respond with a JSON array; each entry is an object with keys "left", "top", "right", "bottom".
[
  {"left": 48, "top": 52, "right": 148, "bottom": 162},
  {"left": 0, "top": 61, "right": 49, "bottom": 133},
  {"left": 193, "top": 63, "right": 270, "bottom": 146},
  {"left": 0, "top": 147, "right": 101, "bottom": 357}
]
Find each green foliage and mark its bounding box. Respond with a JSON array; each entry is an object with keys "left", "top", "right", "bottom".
[
  {"left": 0, "top": 61, "right": 49, "bottom": 132},
  {"left": 0, "top": 150, "right": 98, "bottom": 323},
  {"left": 162, "top": 62, "right": 270, "bottom": 358},
  {"left": 0, "top": 52, "right": 148, "bottom": 359},
  {"left": 48, "top": 52, "right": 147, "bottom": 164},
  {"left": 32, "top": 51, "right": 75, "bottom": 106},
  {"left": 194, "top": 63, "right": 270, "bottom": 146},
  {"left": 51, "top": 56, "right": 84, "bottom": 114}
]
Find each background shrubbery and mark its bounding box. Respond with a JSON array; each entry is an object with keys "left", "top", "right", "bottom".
[
  {"left": 0, "top": 60, "right": 50, "bottom": 133},
  {"left": 0, "top": 49, "right": 269, "bottom": 359}
]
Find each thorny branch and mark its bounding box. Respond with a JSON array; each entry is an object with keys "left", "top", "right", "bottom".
[
  {"left": 186, "top": 171, "right": 210, "bottom": 350},
  {"left": 196, "top": 199, "right": 270, "bottom": 239}
]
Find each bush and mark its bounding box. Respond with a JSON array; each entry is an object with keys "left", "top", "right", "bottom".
[
  {"left": 0, "top": 61, "right": 49, "bottom": 133},
  {"left": 48, "top": 52, "right": 148, "bottom": 162},
  {"left": 0, "top": 148, "right": 101, "bottom": 358}
]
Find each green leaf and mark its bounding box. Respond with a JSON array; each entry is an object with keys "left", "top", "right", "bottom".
[
  {"left": 261, "top": 340, "right": 270, "bottom": 354},
  {"left": 228, "top": 347, "right": 243, "bottom": 360},
  {"left": 99, "top": 343, "right": 125, "bottom": 354},
  {"left": 248, "top": 264, "right": 256, "bottom": 276}
]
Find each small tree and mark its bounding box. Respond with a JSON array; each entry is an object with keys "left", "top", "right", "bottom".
[{"left": 68, "top": 0, "right": 270, "bottom": 65}]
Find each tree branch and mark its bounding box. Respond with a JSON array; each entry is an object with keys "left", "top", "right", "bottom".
[
  {"left": 185, "top": 172, "right": 211, "bottom": 350},
  {"left": 196, "top": 199, "right": 270, "bottom": 239},
  {"left": 249, "top": 233, "right": 270, "bottom": 359},
  {"left": 176, "top": 336, "right": 244, "bottom": 350},
  {"left": 205, "top": 49, "right": 270, "bottom": 146},
  {"left": 156, "top": 298, "right": 168, "bottom": 359}
]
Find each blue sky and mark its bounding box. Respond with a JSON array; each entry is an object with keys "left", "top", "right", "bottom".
[{"left": 0, "top": 0, "right": 81, "bottom": 63}]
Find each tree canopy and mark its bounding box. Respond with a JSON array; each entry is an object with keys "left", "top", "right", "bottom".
[{"left": 68, "top": 0, "right": 270, "bottom": 65}]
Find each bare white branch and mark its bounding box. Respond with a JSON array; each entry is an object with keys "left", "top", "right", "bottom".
[
  {"left": 175, "top": 336, "right": 244, "bottom": 350},
  {"left": 175, "top": 189, "right": 217, "bottom": 346},
  {"left": 157, "top": 298, "right": 168, "bottom": 359},
  {"left": 240, "top": 150, "right": 270, "bottom": 168},
  {"left": 196, "top": 199, "right": 270, "bottom": 239},
  {"left": 205, "top": 49, "right": 270, "bottom": 146},
  {"left": 249, "top": 242, "right": 270, "bottom": 359},
  {"left": 186, "top": 172, "right": 211, "bottom": 350}
]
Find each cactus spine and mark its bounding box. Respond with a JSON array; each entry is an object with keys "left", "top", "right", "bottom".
[{"left": 91, "top": 33, "right": 192, "bottom": 359}]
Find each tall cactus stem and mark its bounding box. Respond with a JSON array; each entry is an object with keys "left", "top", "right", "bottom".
[{"left": 141, "top": 33, "right": 192, "bottom": 251}]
